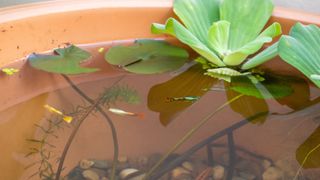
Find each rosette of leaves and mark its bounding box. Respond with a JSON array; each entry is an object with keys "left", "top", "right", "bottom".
[
  {"left": 151, "top": 0, "right": 282, "bottom": 82},
  {"left": 279, "top": 23, "right": 320, "bottom": 88}
]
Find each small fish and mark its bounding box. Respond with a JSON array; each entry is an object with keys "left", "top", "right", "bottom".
[
  {"left": 202, "top": 87, "right": 226, "bottom": 92},
  {"left": 1, "top": 68, "right": 19, "bottom": 75},
  {"left": 44, "top": 104, "right": 73, "bottom": 123},
  {"left": 166, "top": 96, "right": 200, "bottom": 103},
  {"left": 98, "top": 47, "right": 105, "bottom": 53},
  {"left": 108, "top": 108, "right": 144, "bottom": 119}
]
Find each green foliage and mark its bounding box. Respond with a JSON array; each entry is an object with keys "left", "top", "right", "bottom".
[
  {"left": 28, "top": 45, "right": 99, "bottom": 75},
  {"left": 152, "top": 0, "right": 282, "bottom": 80},
  {"left": 105, "top": 39, "right": 189, "bottom": 74},
  {"left": 229, "top": 75, "right": 293, "bottom": 99},
  {"left": 100, "top": 84, "right": 141, "bottom": 106},
  {"left": 279, "top": 23, "right": 320, "bottom": 88},
  {"left": 205, "top": 67, "right": 249, "bottom": 82}
]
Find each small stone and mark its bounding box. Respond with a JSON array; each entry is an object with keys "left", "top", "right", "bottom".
[
  {"left": 128, "top": 173, "right": 146, "bottom": 180},
  {"left": 92, "top": 160, "right": 109, "bottom": 169},
  {"left": 79, "top": 159, "right": 95, "bottom": 169},
  {"left": 182, "top": 161, "right": 194, "bottom": 172},
  {"left": 119, "top": 168, "right": 139, "bottom": 179},
  {"left": 101, "top": 177, "right": 109, "bottom": 180},
  {"left": 172, "top": 167, "right": 191, "bottom": 179},
  {"left": 262, "top": 160, "right": 272, "bottom": 170},
  {"left": 275, "top": 159, "right": 295, "bottom": 177},
  {"left": 239, "top": 171, "right": 256, "bottom": 180},
  {"left": 262, "top": 167, "right": 284, "bottom": 180},
  {"left": 82, "top": 170, "right": 100, "bottom": 180},
  {"left": 212, "top": 165, "right": 225, "bottom": 180}
]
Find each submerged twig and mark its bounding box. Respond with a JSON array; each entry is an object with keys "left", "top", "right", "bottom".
[
  {"left": 144, "top": 94, "right": 244, "bottom": 179},
  {"left": 55, "top": 75, "right": 124, "bottom": 180}
]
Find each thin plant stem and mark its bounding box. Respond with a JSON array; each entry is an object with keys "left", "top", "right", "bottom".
[
  {"left": 55, "top": 76, "right": 124, "bottom": 180},
  {"left": 144, "top": 94, "right": 244, "bottom": 179},
  {"left": 293, "top": 143, "right": 320, "bottom": 180}
]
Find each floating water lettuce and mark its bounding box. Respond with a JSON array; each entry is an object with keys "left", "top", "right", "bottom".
[
  {"left": 152, "top": 0, "right": 281, "bottom": 80},
  {"left": 105, "top": 39, "right": 189, "bottom": 74},
  {"left": 28, "top": 45, "right": 98, "bottom": 75},
  {"left": 279, "top": 23, "right": 320, "bottom": 88}
]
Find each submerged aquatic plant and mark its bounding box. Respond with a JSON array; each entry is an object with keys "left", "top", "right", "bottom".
[
  {"left": 151, "top": 0, "right": 282, "bottom": 81},
  {"left": 25, "top": 117, "right": 67, "bottom": 179}
]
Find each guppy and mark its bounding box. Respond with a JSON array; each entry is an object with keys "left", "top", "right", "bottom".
[{"left": 166, "top": 96, "right": 200, "bottom": 103}]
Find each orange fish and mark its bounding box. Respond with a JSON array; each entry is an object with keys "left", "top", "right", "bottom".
[
  {"left": 44, "top": 104, "right": 73, "bottom": 123},
  {"left": 108, "top": 108, "right": 144, "bottom": 119}
]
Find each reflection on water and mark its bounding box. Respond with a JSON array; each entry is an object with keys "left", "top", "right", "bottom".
[{"left": 1, "top": 64, "right": 320, "bottom": 179}]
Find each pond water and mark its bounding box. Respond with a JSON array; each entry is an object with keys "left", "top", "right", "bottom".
[{"left": 1, "top": 64, "right": 320, "bottom": 180}]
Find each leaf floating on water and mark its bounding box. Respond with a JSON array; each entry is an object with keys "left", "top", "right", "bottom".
[
  {"left": 296, "top": 125, "right": 320, "bottom": 169},
  {"left": 105, "top": 39, "right": 189, "bottom": 74},
  {"left": 28, "top": 44, "right": 99, "bottom": 75},
  {"left": 148, "top": 64, "right": 218, "bottom": 126}
]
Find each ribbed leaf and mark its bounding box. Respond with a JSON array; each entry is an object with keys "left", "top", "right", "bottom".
[
  {"left": 208, "top": 20, "right": 231, "bottom": 57},
  {"left": 223, "top": 22, "right": 282, "bottom": 66},
  {"left": 220, "top": 0, "right": 274, "bottom": 50},
  {"left": 105, "top": 39, "right": 189, "bottom": 74},
  {"left": 279, "top": 23, "right": 320, "bottom": 88},
  {"left": 152, "top": 18, "right": 225, "bottom": 66},
  {"left": 205, "top": 67, "right": 247, "bottom": 82},
  {"left": 173, "top": 0, "right": 220, "bottom": 45},
  {"left": 241, "top": 42, "right": 278, "bottom": 70}
]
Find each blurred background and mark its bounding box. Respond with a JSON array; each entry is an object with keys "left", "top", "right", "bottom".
[{"left": 0, "top": 0, "right": 319, "bottom": 14}]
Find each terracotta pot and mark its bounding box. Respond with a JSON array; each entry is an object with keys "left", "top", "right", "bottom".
[
  {"left": 0, "top": 1, "right": 320, "bottom": 179},
  {"left": 0, "top": 0, "right": 320, "bottom": 110}
]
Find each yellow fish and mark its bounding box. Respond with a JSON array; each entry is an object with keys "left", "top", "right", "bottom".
[
  {"left": 1, "top": 68, "right": 19, "bottom": 75},
  {"left": 98, "top": 47, "right": 105, "bottom": 53},
  {"left": 44, "top": 104, "right": 73, "bottom": 123},
  {"left": 108, "top": 108, "right": 144, "bottom": 119}
]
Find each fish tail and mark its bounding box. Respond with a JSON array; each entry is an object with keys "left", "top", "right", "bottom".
[
  {"left": 63, "top": 116, "right": 73, "bottom": 123},
  {"left": 136, "top": 113, "right": 145, "bottom": 120}
]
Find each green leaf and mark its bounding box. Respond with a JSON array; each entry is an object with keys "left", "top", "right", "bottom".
[
  {"left": 205, "top": 67, "right": 248, "bottom": 82},
  {"left": 279, "top": 23, "right": 320, "bottom": 88},
  {"left": 220, "top": 0, "right": 274, "bottom": 50},
  {"left": 208, "top": 20, "right": 231, "bottom": 57},
  {"left": 105, "top": 39, "right": 189, "bottom": 74},
  {"left": 173, "top": 0, "right": 220, "bottom": 45},
  {"left": 152, "top": 18, "right": 225, "bottom": 66},
  {"left": 148, "top": 64, "right": 218, "bottom": 126},
  {"left": 241, "top": 42, "right": 279, "bottom": 70},
  {"left": 28, "top": 45, "right": 98, "bottom": 75},
  {"left": 223, "top": 22, "right": 282, "bottom": 66},
  {"left": 229, "top": 75, "right": 293, "bottom": 99}
]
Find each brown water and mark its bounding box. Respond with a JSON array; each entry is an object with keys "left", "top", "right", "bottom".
[{"left": 1, "top": 64, "right": 320, "bottom": 180}]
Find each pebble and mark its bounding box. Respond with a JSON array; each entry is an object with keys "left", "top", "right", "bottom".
[
  {"left": 101, "top": 177, "right": 109, "bottom": 180},
  {"left": 275, "top": 159, "right": 295, "bottom": 177},
  {"left": 79, "top": 159, "right": 94, "bottom": 169},
  {"left": 182, "top": 161, "right": 194, "bottom": 172},
  {"left": 212, "top": 165, "right": 225, "bottom": 180},
  {"left": 119, "top": 168, "right": 139, "bottom": 179},
  {"left": 92, "top": 160, "right": 109, "bottom": 169},
  {"left": 262, "top": 167, "right": 284, "bottom": 180},
  {"left": 171, "top": 167, "right": 191, "bottom": 179},
  {"left": 82, "top": 170, "right": 100, "bottom": 180},
  {"left": 262, "top": 160, "right": 272, "bottom": 170}
]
